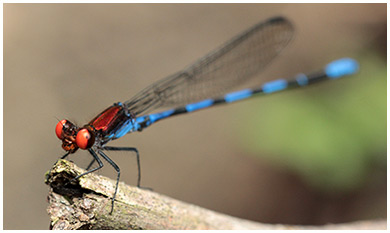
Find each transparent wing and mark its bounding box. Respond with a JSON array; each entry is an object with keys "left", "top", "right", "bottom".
[{"left": 124, "top": 17, "right": 294, "bottom": 115}]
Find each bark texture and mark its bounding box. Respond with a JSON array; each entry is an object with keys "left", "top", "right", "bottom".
[{"left": 45, "top": 160, "right": 386, "bottom": 230}]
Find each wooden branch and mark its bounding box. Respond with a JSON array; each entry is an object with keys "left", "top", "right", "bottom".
[{"left": 45, "top": 160, "right": 386, "bottom": 230}]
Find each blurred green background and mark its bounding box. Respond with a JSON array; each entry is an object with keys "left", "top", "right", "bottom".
[
  {"left": 238, "top": 55, "right": 386, "bottom": 192},
  {"left": 4, "top": 3, "right": 386, "bottom": 229}
]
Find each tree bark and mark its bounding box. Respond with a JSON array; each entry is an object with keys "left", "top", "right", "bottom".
[{"left": 45, "top": 160, "right": 386, "bottom": 230}]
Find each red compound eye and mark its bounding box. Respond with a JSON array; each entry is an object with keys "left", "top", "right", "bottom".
[
  {"left": 76, "top": 128, "right": 95, "bottom": 149},
  {"left": 55, "top": 120, "right": 67, "bottom": 139}
]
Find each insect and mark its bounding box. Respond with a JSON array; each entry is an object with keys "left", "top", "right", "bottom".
[{"left": 54, "top": 17, "right": 359, "bottom": 213}]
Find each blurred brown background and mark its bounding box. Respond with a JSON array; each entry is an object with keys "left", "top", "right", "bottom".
[{"left": 4, "top": 4, "right": 386, "bottom": 229}]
